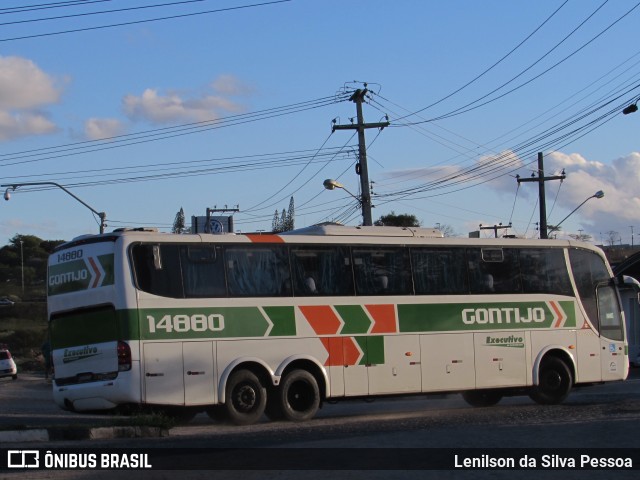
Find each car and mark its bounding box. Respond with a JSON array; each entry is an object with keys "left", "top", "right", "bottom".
[
  {"left": 0, "top": 298, "right": 14, "bottom": 306},
  {"left": 0, "top": 349, "right": 17, "bottom": 380}
]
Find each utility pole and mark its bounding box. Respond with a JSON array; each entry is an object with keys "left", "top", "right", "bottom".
[
  {"left": 206, "top": 206, "right": 240, "bottom": 233},
  {"left": 332, "top": 87, "right": 389, "bottom": 226},
  {"left": 480, "top": 223, "right": 512, "bottom": 238},
  {"left": 516, "top": 152, "right": 565, "bottom": 239}
]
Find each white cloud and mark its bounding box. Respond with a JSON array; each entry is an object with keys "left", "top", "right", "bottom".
[
  {"left": 211, "top": 74, "right": 253, "bottom": 96},
  {"left": 0, "top": 110, "right": 56, "bottom": 141},
  {"left": 545, "top": 151, "right": 640, "bottom": 236},
  {"left": 84, "top": 118, "right": 125, "bottom": 140},
  {"left": 122, "top": 76, "right": 248, "bottom": 125},
  {"left": 0, "top": 56, "right": 61, "bottom": 141}
]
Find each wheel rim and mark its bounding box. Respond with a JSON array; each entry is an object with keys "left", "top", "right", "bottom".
[
  {"left": 543, "top": 370, "right": 562, "bottom": 391},
  {"left": 287, "top": 380, "right": 312, "bottom": 412},
  {"left": 233, "top": 383, "right": 258, "bottom": 412}
]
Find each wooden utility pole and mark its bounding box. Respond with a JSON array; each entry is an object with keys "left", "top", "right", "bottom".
[
  {"left": 516, "top": 152, "right": 565, "bottom": 239},
  {"left": 480, "top": 223, "right": 512, "bottom": 238},
  {"left": 332, "top": 88, "right": 389, "bottom": 226}
]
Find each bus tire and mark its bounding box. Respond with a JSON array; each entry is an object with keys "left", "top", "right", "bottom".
[
  {"left": 224, "top": 370, "right": 266, "bottom": 425},
  {"left": 530, "top": 357, "right": 573, "bottom": 405},
  {"left": 279, "top": 369, "right": 320, "bottom": 422},
  {"left": 462, "top": 389, "right": 502, "bottom": 407}
]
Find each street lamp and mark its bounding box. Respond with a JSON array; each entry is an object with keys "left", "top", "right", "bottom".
[
  {"left": 547, "top": 190, "right": 604, "bottom": 236},
  {"left": 622, "top": 101, "right": 638, "bottom": 115},
  {"left": 323, "top": 179, "right": 365, "bottom": 220},
  {"left": 19, "top": 240, "right": 24, "bottom": 294},
  {"left": 2, "top": 181, "right": 106, "bottom": 234}
]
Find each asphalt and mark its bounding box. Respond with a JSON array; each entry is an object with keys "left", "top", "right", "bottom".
[{"left": 2, "top": 367, "right": 638, "bottom": 444}]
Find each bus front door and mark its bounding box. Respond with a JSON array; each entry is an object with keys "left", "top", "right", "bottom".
[{"left": 597, "top": 284, "right": 628, "bottom": 381}]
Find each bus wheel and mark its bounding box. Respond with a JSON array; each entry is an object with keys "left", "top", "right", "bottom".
[
  {"left": 530, "top": 357, "right": 573, "bottom": 405},
  {"left": 462, "top": 389, "right": 502, "bottom": 407},
  {"left": 279, "top": 370, "right": 320, "bottom": 422},
  {"left": 224, "top": 370, "right": 266, "bottom": 425}
]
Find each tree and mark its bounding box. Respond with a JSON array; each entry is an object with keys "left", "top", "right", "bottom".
[
  {"left": 568, "top": 233, "right": 593, "bottom": 242},
  {"left": 285, "top": 196, "right": 295, "bottom": 231},
  {"left": 606, "top": 230, "right": 620, "bottom": 246},
  {"left": 272, "top": 197, "right": 295, "bottom": 233},
  {"left": 172, "top": 207, "right": 186, "bottom": 234},
  {"left": 436, "top": 223, "right": 456, "bottom": 237},
  {"left": 374, "top": 212, "right": 420, "bottom": 227}
]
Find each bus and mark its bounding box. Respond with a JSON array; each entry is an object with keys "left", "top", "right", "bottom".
[{"left": 47, "top": 224, "right": 629, "bottom": 425}]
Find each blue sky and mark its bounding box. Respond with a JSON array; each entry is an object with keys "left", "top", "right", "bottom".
[{"left": 1, "top": 0, "right": 639, "bottom": 244}]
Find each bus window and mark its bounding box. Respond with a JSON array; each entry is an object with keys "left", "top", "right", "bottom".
[
  {"left": 353, "top": 247, "right": 412, "bottom": 295},
  {"left": 291, "top": 246, "right": 354, "bottom": 296},
  {"left": 569, "top": 248, "right": 611, "bottom": 330},
  {"left": 468, "top": 248, "right": 522, "bottom": 294},
  {"left": 225, "top": 245, "right": 291, "bottom": 297},
  {"left": 180, "top": 245, "right": 226, "bottom": 298},
  {"left": 519, "top": 248, "right": 573, "bottom": 295},
  {"left": 411, "top": 248, "right": 467, "bottom": 295},
  {"left": 597, "top": 284, "right": 624, "bottom": 341},
  {"left": 131, "top": 244, "right": 184, "bottom": 298}
]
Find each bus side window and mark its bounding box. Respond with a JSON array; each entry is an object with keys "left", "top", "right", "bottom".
[
  {"left": 468, "top": 248, "right": 522, "bottom": 294},
  {"left": 569, "top": 248, "right": 612, "bottom": 331},
  {"left": 131, "top": 244, "right": 184, "bottom": 298},
  {"left": 291, "top": 246, "right": 354, "bottom": 296},
  {"left": 411, "top": 248, "right": 467, "bottom": 295},
  {"left": 180, "top": 245, "right": 226, "bottom": 298},
  {"left": 520, "top": 248, "right": 572, "bottom": 295},
  {"left": 225, "top": 245, "right": 290, "bottom": 297},
  {"left": 353, "top": 247, "right": 412, "bottom": 296}
]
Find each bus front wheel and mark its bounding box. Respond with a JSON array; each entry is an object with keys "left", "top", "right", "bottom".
[
  {"left": 530, "top": 357, "right": 573, "bottom": 405},
  {"left": 278, "top": 369, "right": 320, "bottom": 422},
  {"left": 224, "top": 370, "right": 266, "bottom": 425}
]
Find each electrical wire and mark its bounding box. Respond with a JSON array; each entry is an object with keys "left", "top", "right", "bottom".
[{"left": 0, "top": 0, "right": 292, "bottom": 43}]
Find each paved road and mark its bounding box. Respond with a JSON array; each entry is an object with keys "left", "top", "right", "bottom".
[{"left": 2, "top": 370, "right": 639, "bottom": 479}]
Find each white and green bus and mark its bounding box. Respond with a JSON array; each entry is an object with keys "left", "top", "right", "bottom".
[{"left": 48, "top": 225, "right": 629, "bottom": 425}]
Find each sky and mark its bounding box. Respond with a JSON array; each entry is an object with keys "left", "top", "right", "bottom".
[{"left": 1, "top": 0, "right": 639, "bottom": 245}]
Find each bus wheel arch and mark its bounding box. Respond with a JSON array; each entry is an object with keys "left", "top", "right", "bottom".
[
  {"left": 270, "top": 359, "right": 325, "bottom": 422},
  {"left": 530, "top": 350, "right": 574, "bottom": 405}
]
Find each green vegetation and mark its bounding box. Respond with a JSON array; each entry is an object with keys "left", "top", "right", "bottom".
[{"left": 0, "top": 234, "right": 65, "bottom": 371}]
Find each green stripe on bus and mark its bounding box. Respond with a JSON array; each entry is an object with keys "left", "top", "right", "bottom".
[
  {"left": 398, "top": 301, "right": 576, "bottom": 332},
  {"left": 335, "top": 305, "right": 371, "bottom": 334},
  {"left": 50, "top": 308, "right": 134, "bottom": 349},
  {"left": 263, "top": 306, "right": 297, "bottom": 336},
  {"left": 48, "top": 254, "right": 115, "bottom": 296},
  {"left": 357, "top": 335, "right": 384, "bottom": 365}
]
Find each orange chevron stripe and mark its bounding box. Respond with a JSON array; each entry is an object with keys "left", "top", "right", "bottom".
[
  {"left": 88, "top": 257, "right": 102, "bottom": 289},
  {"left": 245, "top": 234, "right": 284, "bottom": 243},
  {"left": 366, "top": 304, "right": 397, "bottom": 333},
  {"left": 299, "top": 305, "right": 341, "bottom": 335},
  {"left": 550, "top": 301, "right": 565, "bottom": 328}
]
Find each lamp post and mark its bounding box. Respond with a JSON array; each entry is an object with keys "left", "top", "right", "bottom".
[
  {"left": 2, "top": 181, "right": 106, "bottom": 234},
  {"left": 547, "top": 190, "right": 604, "bottom": 237},
  {"left": 19, "top": 240, "right": 24, "bottom": 294},
  {"left": 323, "top": 179, "right": 365, "bottom": 222},
  {"left": 622, "top": 101, "right": 638, "bottom": 115}
]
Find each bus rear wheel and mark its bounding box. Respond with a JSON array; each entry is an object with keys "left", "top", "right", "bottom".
[
  {"left": 278, "top": 369, "right": 320, "bottom": 422},
  {"left": 462, "top": 389, "right": 502, "bottom": 407},
  {"left": 530, "top": 357, "right": 573, "bottom": 405},
  {"left": 224, "top": 370, "right": 266, "bottom": 425}
]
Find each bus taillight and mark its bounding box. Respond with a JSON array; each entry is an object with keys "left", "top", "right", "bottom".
[{"left": 117, "top": 341, "right": 131, "bottom": 372}]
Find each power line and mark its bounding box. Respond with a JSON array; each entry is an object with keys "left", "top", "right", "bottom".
[{"left": 0, "top": 0, "right": 292, "bottom": 42}]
